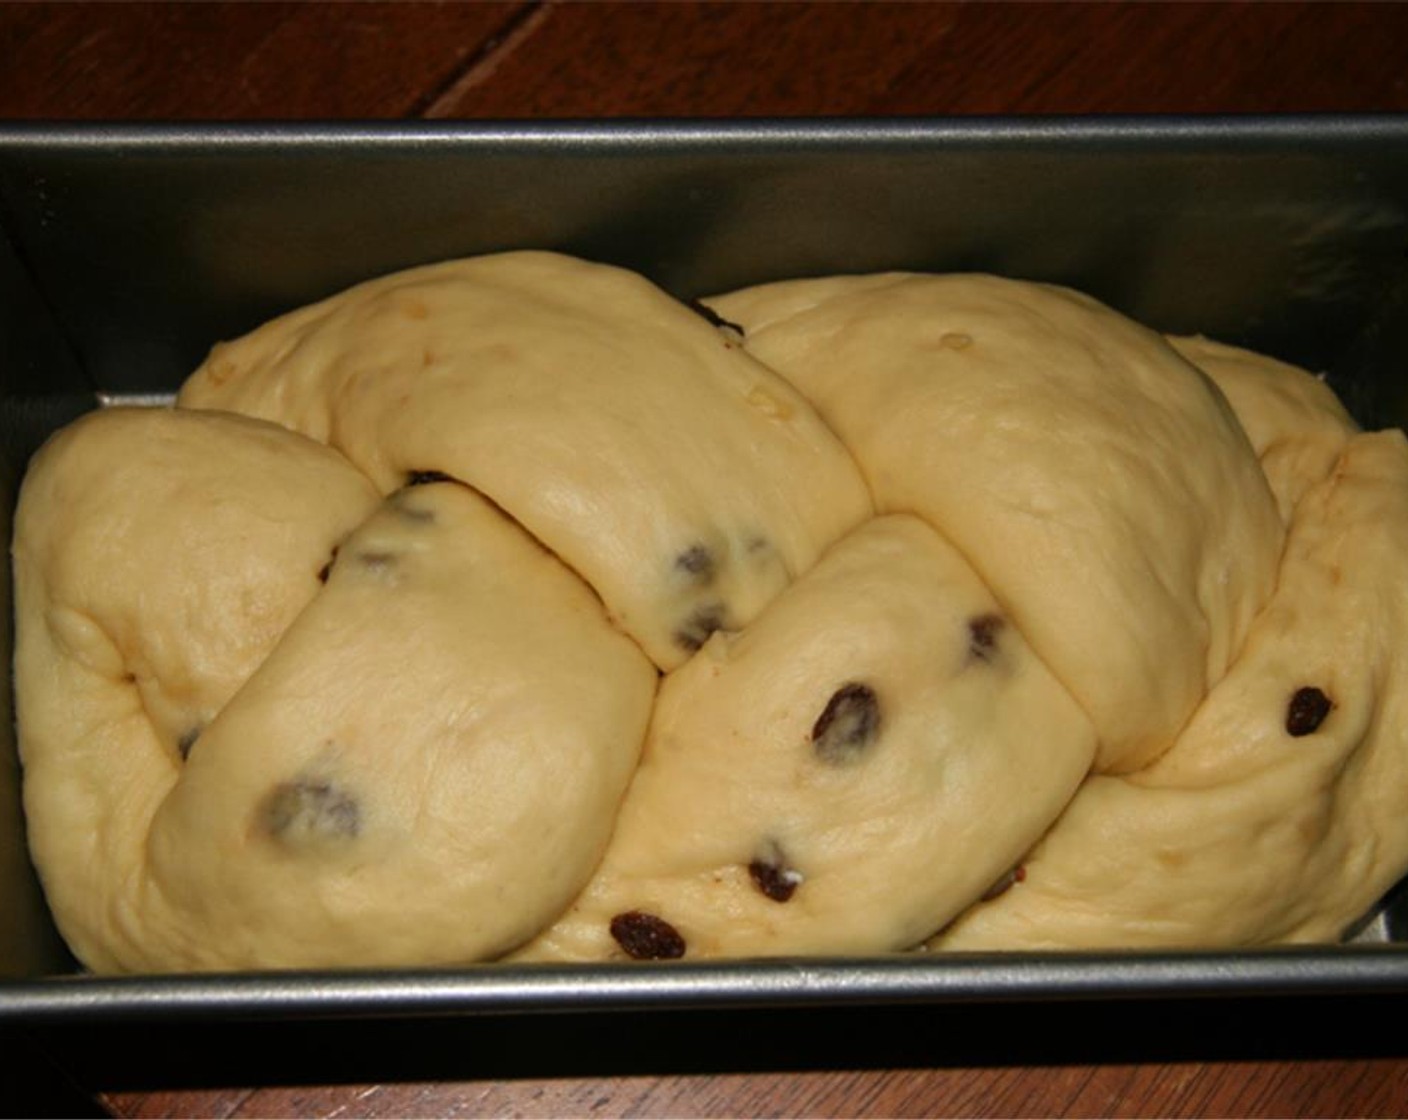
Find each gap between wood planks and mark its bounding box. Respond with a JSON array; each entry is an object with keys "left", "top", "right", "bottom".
[{"left": 410, "top": 2, "right": 554, "bottom": 119}]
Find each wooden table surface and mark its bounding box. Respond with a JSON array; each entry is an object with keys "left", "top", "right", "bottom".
[{"left": 4, "top": 2, "right": 1408, "bottom": 1116}]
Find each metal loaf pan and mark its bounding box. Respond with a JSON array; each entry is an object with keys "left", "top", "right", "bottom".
[{"left": 1, "top": 118, "right": 1407, "bottom": 1028}]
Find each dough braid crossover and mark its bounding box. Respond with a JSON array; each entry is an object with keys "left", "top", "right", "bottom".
[{"left": 12, "top": 252, "right": 1408, "bottom": 972}]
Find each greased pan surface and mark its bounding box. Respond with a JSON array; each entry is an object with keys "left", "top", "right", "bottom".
[{"left": 1, "top": 118, "right": 1406, "bottom": 1020}]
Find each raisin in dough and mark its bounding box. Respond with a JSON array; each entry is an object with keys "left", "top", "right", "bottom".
[
  {"left": 14, "top": 409, "right": 655, "bottom": 971},
  {"left": 178, "top": 251, "right": 872, "bottom": 670},
  {"left": 934, "top": 431, "right": 1408, "bottom": 949},
  {"left": 1169, "top": 335, "right": 1359, "bottom": 524},
  {"left": 515, "top": 515, "right": 1097, "bottom": 962},
  {"left": 707, "top": 274, "right": 1285, "bottom": 772}
]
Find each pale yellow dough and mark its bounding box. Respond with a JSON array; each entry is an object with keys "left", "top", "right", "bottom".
[
  {"left": 517, "top": 515, "right": 1096, "bottom": 961},
  {"left": 1170, "top": 334, "right": 1359, "bottom": 523},
  {"left": 14, "top": 408, "right": 655, "bottom": 971},
  {"left": 179, "top": 251, "right": 872, "bottom": 670},
  {"left": 934, "top": 431, "right": 1408, "bottom": 949},
  {"left": 708, "top": 274, "right": 1285, "bottom": 772}
]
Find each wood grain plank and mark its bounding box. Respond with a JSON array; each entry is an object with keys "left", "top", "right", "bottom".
[
  {"left": 425, "top": 0, "right": 970, "bottom": 118},
  {"left": 0, "top": 1, "right": 526, "bottom": 120},
  {"left": 101, "top": 1060, "right": 1408, "bottom": 1119},
  {"left": 107, "top": 1088, "right": 254, "bottom": 1120},
  {"left": 425, "top": 0, "right": 1408, "bottom": 119}
]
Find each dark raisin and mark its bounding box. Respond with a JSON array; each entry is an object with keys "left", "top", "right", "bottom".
[
  {"left": 980, "top": 864, "right": 1026, "bottom": 902},
  {"left": 1286, "top": 686, "right": 1333, "bottom": 737},
  {"left": 317, "top": 546, "right": 339, "bottom": 584},
  {"left": 683, "top": 298, "right": 745, "bottom": 337},
  {"left": 674, "top": 602, "right": 727, "bottom": 652},
  {"left": 609, "top": 911, "right": 686, "bottom": 960},
  {"left": 258, "top": 779, "right": 361, "bottom": 844},
  {"left": 675, "top": 544, "right": 715, "bottom": 583},
  {"left": 812, "top": 682, "right": 881, "bottom": 764},
  {"left": 968, "top": 613, "right": 1005, "bottom": 663},
  {"left": 405, "top": 469, "right": 454, "bottom": 487},
  {"left": 749, "top": 846, "right": 801, "bottom": 903},
  {"left": 177, "top": 726, "right": 201, "bottom": 761}
]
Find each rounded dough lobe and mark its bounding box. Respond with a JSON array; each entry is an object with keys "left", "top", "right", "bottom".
[
  {"left": 709, "top": 274, "right": 1285, "bottom": 772},
  {"left": 179, "top": 251, "right": 872, "bottom": 669},
  {"left": 13, "top": 407, "right": 382, "bottom": 971},
  {"left": 145, "top": 482, "right": 656, "bottom": 970},
  {"left": 934, "top": 431, "right": 1408, "bottom": 950},
  {"left": 13, "top": 407, "right": 382, "bottom": 748},
  {"left": 517, "top": 515, "right": 1096, "bottom": 962},
  {"left": 14, "top": 410, "right": 656, "bottom": 971},
  {"left": 1168, "top": 334, "right": 1358, "bottom": 523}
]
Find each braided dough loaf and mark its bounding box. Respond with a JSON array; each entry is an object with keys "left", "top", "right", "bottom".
[{"left": 13, "top": 252, "right": 1408, "bottom": 971}]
